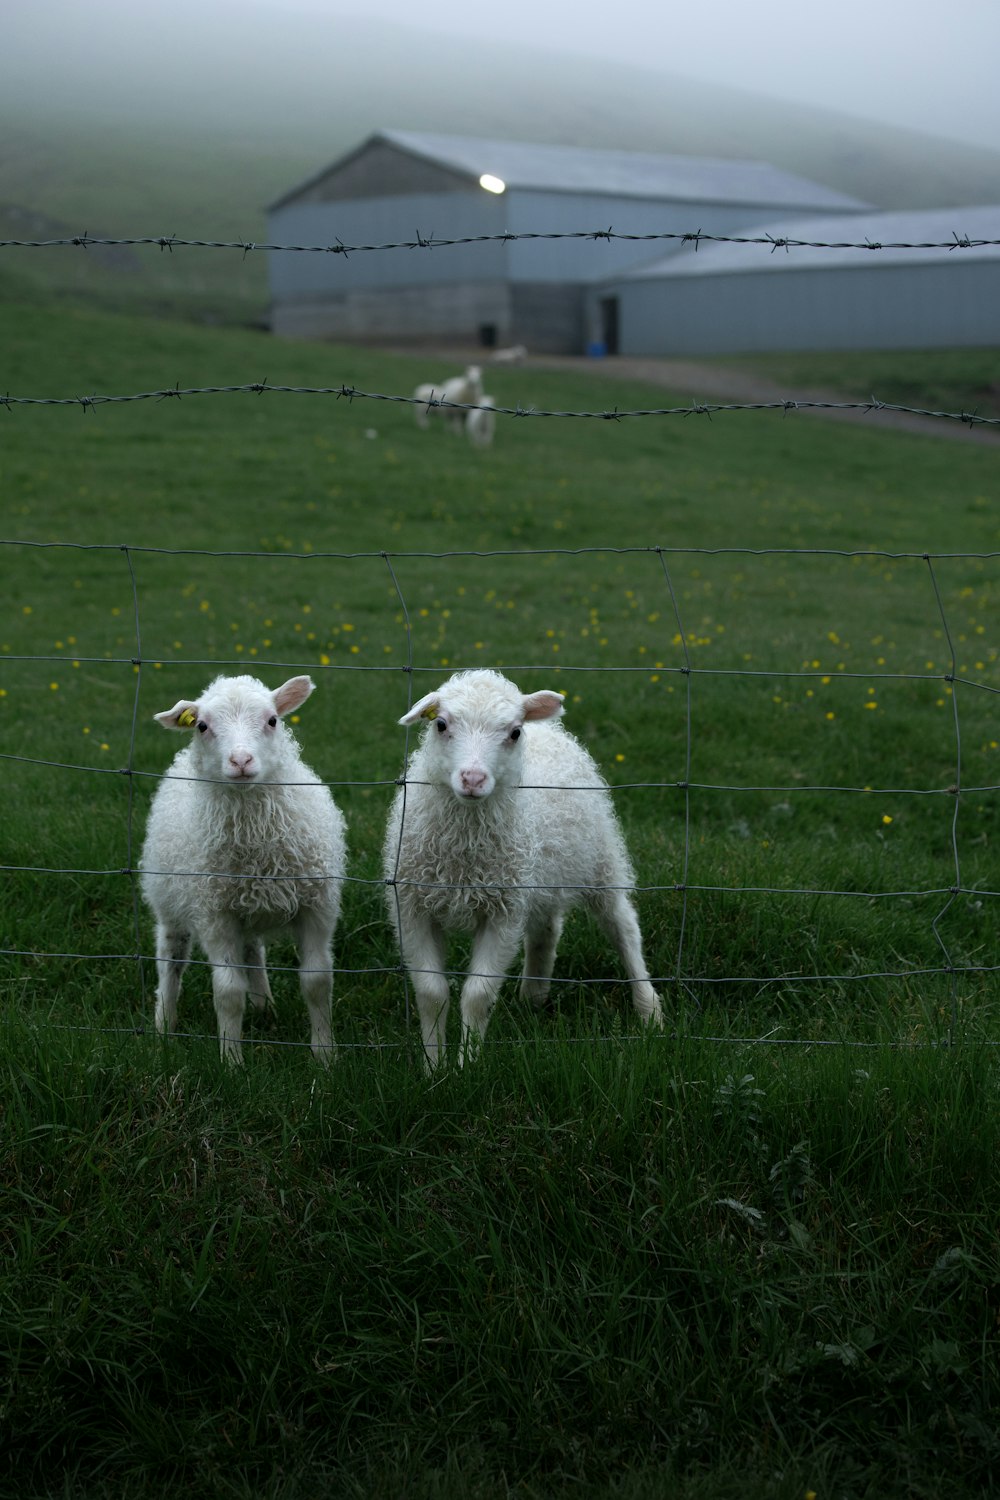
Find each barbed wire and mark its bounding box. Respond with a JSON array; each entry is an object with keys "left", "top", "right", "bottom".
[
  {"left": 2, "top": 227, "right": 998, "bottom": 256},
  {"left": 2, "top": 382, "right": 997, "bottom": 429}
]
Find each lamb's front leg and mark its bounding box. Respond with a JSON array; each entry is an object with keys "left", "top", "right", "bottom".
[
  {"left": 294, "top": 907, "right": 336, "bottom": 1066},
  {"left": 203, "top": 919, "right": 253, "bottom": 1065},
  {"left": 460, "top": 920, "right": 523, "bottom": 1065},
  {"left": 595, "top": 891, "right": 664, "bottom": 1025},
  {"left": 519, "top": 907, "right": 565, "bottom": 1008},
  {"left": 153, "top": 920, "right": 191, "bottom": 1037},
  {"left": 399, "top": 917, "right": 450, "bottom": 1070}
]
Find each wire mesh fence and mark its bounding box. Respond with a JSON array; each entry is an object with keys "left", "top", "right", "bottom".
[
  {"left": 4, "top": 538, "right": 999, "bottom": 1057},
  {"left": 4, "top": 215, "right": 999, "bottom": 1058}
]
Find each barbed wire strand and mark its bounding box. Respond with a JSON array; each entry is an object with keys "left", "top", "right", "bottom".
[
  {"left": 2, "top": 383, "right": 997, "bottom": 429},
  {"left": 2, "top": 228, "right": 998, "bottom": 256}
]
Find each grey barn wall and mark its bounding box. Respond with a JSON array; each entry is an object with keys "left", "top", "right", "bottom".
[
  {"left": 269, "top": 281, "right": 584, "bottom": 351},
  {"left": 267, "top": 183, "right": 871, "bottom": 350},
  {"left": 266, "top": 189, "right": 752, "bottom": 299},
  {"left": 600, "top": 261, "right": 1000, "bottom": 356},
  {"left": 502, "top": 192, "right": 792, "bottom": 281},
  {"left": 267, "top": 194, "right": 509, "bottom": 304}
]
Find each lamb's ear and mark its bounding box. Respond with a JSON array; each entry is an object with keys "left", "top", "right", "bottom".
[
  {"left": 399, "top": 691, "right": 441, "bottom": 726},
  {"left": 522, "top": 690, "right": 565, "bottom": 722},
  {"left": 272, "top": 676, "right": 315, "bottom": 718},
  {"left": 154, "top": 700, "right": 200, "bottom": 730}
]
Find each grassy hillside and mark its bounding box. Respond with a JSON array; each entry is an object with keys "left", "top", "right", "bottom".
[
  {"left": 4, "top": 0, "right": 1000, "bottom": 323},
  {"left": 2, "top": 301, "right": 1000, "bottom": 1497}
]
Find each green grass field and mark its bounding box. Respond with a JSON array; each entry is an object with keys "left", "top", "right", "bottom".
[{"left": 2, "top": 297, "right": 1000, "bottom": 1496}]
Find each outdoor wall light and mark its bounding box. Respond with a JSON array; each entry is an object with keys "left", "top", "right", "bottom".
[{"left": 479, "top": 174, "right": 506, "bottom": 194}]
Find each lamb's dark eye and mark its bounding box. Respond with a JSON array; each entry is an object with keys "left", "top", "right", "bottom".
[
  {"left": 268, "top": 716, "right": 277, "bottom": 728},
  {"left": 435, "top": 718, "right": 448, "bottom": 734},
  {"left": 510, "top": 727, "right": 521, "bottom": 742},
  {"left": 197, "top": 721, "right": 208, "bottom": 733}
]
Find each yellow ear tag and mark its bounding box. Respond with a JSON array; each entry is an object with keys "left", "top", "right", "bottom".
[
  {"left": 178, "top": 708, "right": 196, "bottom": 728},
  {"left": 420, "top": 703, "right": 440, "bottom": 720}
]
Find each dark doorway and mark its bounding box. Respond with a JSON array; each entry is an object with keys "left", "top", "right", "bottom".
[
  {"left": 478, "top": 323, "right": 498, "bottom": 348},
  {"left": 599, "top": 297, "right": 619, "bottom": 355}
]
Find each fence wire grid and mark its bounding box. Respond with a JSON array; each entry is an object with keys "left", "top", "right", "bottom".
[
  {"left": 4, "top": 212, "right": 999, "bottom": 1059},
  {"left": 3, "top": 538, "right": 998, "bottom": 1059}
]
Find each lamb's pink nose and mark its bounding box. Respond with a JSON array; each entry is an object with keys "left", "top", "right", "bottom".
[
  {"left": 460, "top": 768, "right": 487, "bottom": 795},
  {"left": 228, "top": 751, "right": 256, "bottom": 777}
]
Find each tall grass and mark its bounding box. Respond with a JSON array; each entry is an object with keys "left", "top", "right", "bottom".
[
  {"left": 2, "top": 301, "right": 999, "bottom": 1495},
  {"left": 3, "top": 1022, "right": 999, "bottom": 1498}
]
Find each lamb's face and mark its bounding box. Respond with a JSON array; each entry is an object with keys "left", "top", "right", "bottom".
[
  {"left": 190, "top": 689, "right": 284, "bottom": 783},
  {"left": 428, "top": 701, "right": 526, "bottom": 801},
  {"left": 400, "top": 671, "right": 564, "bottom": 804},
  {"left": 154, "top": 674, "right": 315, "bottom": 785}
]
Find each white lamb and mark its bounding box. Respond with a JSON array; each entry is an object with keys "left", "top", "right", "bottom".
[
  {"left": 412, "top": 380, "right": 440, "bottom": 430},
  {"left": 489, "top": 344, "right": 527, "bottom": 365},
  {"left": 413, "top": 364, "right": 483, "bottom": 431},
  {"left": 465, "top": 394, "right": 496, "bottom": 449},
  {"left": 383, "top": 669, "right": 663, "bottom": 1066},
  {"left": 140, "top": 674, "right": 347, "bottom": 1065}
]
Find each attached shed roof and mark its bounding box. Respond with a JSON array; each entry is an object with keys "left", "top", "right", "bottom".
[
  {"left": 612, "top": 204, "right": 1000, "bottom": 280},
  {"left": 269, "top": 129, "right": 870, "bottom": 212}
]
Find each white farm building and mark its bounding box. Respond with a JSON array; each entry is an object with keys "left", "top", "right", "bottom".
[
  {"left": 589, "top": 205, "right": 1000, "bottom": 356},
  {"left": 266, "top": 130, "right": 869, "bottom": 352}
]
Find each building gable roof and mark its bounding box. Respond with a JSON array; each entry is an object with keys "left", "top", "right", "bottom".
[
  {"left": 269, "top": 129, "right": 870, "bottom": 213},
  {"left": 611, "top": 204, "right": 1000, "bottom": 280}
]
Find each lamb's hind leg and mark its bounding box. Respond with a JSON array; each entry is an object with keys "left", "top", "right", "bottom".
[
  {"left": 153, "top": 921, "right": 191, "bottom": 1037},
  {"left": 591, "top": 890, "right": 663, "bottom": 1025},
  {"left": 294, "top": 907, "right": 336, "bottom": 1066},
  {"left": 244, "top": 938, "right": 274, "bottom": 1014},
  {"left": 519, "top": 908, "right": 565, "bottom": 1008}
]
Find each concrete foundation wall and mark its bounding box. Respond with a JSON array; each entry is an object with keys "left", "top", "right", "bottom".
[{"left": 271, "top": 281, "right": 513, "bottom": 344}]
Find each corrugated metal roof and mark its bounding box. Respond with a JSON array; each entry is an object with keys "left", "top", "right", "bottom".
[
  {"left": 271, "top": 129, "right": 870, "bottom": 212},
  {"left": 613, "top": 205, "right": 1000, "bottom": 279}
]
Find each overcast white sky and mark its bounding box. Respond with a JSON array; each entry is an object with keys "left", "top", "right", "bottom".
[{"left": 268, "top": 0, "right": 1000, "bottom": 152}]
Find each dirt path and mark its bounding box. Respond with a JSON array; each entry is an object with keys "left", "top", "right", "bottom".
[{"left": 528, "top": 353, "right": 1000, "bottom": 448}]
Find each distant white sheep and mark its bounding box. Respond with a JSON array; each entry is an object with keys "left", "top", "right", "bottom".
[
  {"left": 465, "top": 394, "right": 496, "bottom": 449},
  {"left": 412, "top": 380, "right": 439, "bottom": 430},
  {"left": 489, "top": 344, "right": 527, "bottom": 365},
  {"left": 140, "top": 674, "right": 347, "bottom": 1064},
  {"left": 383, "top": 668, "right": 662, "bottom": 1066},
  {"left": 412, "top": 364, "right": 483, "bottom": 431}
]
